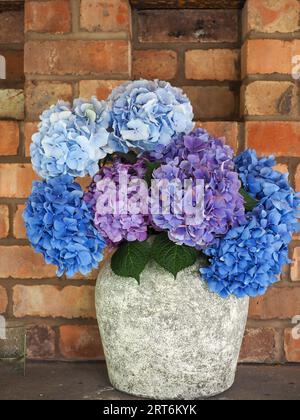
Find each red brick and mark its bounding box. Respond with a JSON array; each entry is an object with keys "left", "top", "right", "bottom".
[
  {"left": 284, "top": 329, "right": 300, "bottom": 362},
  {"left": 242, "top": 39, "right": 300, "bottom": 77},
  {"left": 249, "top": 286, "right": 300, "bottom": 320},
  {"left": 0, "top": 121, "right": 19, "bottom": 156},
  {"left": 0, "top": 246, "right": 57, "bottom": 279},
  {"left": 242, "top": 81, "right": 297, "bottom": 117},
  {"left": 0, "top": 164, "right": 38, "bottom": 198},
  {"left": 274, "top": 163, "right": 289, "bottom": 174},
  {"left": 0, "top": 205, "right": 9, "bottom": 239},
  {"left": 296, "top": 164, "right": 300, "bottom": 192},
  {"left": 25, "top": 40, "right": 130, "bottom": 76},
  {"left": 13, "top": 285, "right": 96, "bottom": 319},
  {"left": 239, "top": 328, "right": 279, "bottom": 363},
  {"left": 186, "top": 49, "right": 239, "bottom": 81},
  {"left": 137, "top": 9, "right": 238, "bottom": 43},
  {"left": 133, "top": 50, "right": 177, "bottom": 81},
  {"left": 184, "top": 86, "right": 237, "bottom": 120},
  {"left": 0, "top": 11, "right": 24, "bottom": 44},
  {"left": 243, "top": 0, "right": 300, "bottom": 35},
  {"left": 291, "top": 248, "right": 300, "bottom": 282},
  {"left": 27, "top": 325, "right": 56, "bottom": 360},
  {"left": 80, "top": 0, "right": 130, "bottom": 32},
  {"left": 79, "top": 80, "right": 127, "bottom": 100},
  {"left": 25, "top": 0, "right": 71, "bottom": 33},
  {"left": 0, "top": 286, "right": 8, "bottom": 314},
  {"left": 246, "top": 122, "right": 300, "bottom": 157},
  {"left": 59, "top": 325, "right": 103, "bottom": 360},
  {"left": 195, "top": 121, "right": 239, "bottom": 152},
  {"left": 25, "top": 81, "right": 73, "bottom": 121},
  {"left": 13, "top": 204, "right": 26, "bottom": 240},
  {"left": 24, "top": 122, "right": 39, "bottom": 157},
  {"left": 0, "top": 50, "right": 24, "bottom": 82}
]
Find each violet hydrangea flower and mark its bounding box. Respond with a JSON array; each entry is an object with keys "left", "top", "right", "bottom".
[
  {"left": 23, "top": 176, "right": 106, "bottom": 277},
  {"left": 84, "top": 158, "right": 149, "bottom": 247},
  {"left": 201, "top": 149, "right": 300, "bottom": 298},
  {"left": 30, "top": 97, "right": 112, "bottom": 179},
  {"left": 151, "top": 129, "right": 246, "bottom": 249},
  {"left": 108, "top": 80, "right": 194, "bottom": 153}
]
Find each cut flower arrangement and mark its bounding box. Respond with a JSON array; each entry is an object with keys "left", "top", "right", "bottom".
[{"left": 24, "top": 79, "right": 300, "bottom": 300}]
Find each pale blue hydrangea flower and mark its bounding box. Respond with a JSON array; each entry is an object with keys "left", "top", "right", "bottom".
[
  {"left": 108, "top": 80, "right": 194, "bottom": 153},
  {"left": 30, "top": 97, "right": 112, "bottom": 179}
]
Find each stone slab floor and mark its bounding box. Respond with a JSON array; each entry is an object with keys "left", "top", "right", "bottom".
[{"left": 0, "top": 363, "right": 299, "bottom": 400}]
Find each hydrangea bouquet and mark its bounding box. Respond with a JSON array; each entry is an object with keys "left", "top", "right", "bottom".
[{"left": 24, "top": 80, "right": 300, "bottom": 299}]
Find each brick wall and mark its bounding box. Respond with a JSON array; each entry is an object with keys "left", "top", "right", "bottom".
[{"left": 0, "top": 0, "right": 299, "bottom": 363}]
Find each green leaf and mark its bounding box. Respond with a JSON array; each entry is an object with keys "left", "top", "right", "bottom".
[
  {"left": 115, "top": 151, "right": 138, "bottom": 164},
  {"left": 111, "top": 241, "right": 151, "bottom": 282},
  {"left": 151, "top": 233, "right": 198, "bottom": 278},
  {"left": 240, "top": 187, "right": 259, "bottom": 212},
  {"left": 144, "top": 161, "right": 160, "bottom": 186}
]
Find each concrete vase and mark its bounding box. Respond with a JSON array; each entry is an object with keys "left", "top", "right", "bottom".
[{"left": 95, "top": 260, "right": 249, "bottom": 399}]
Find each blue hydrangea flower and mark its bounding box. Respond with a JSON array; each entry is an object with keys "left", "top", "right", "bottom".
[
  {"left": 30, "top": 97, "right": 112, "bottom": 179},
  {"left": 201, "top": 149, "right": 300, "bottom": 298},
  {"left": 108, "top": 80, "right": 194, "bottom": 153},
  {"left": 23, "top": 176, "right": 107, "bottom": 277}
]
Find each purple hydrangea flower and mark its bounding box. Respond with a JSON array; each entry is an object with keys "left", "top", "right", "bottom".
[
  {"left": 84, "top": 158, "right": 149, "bottom": 247},
  {"left": 150, "top": 129, "right": 246, "bottom": 249}
]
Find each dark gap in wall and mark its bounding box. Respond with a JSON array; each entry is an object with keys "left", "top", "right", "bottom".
[
  {"left": 130, "top": 0, "right": 246, "bottom": 10},
  {"left": 0, "top": 1, "right": 24, "bottom": 12}
]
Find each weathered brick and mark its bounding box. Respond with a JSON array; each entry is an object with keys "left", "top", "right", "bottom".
[
  {"left": 25, "top": 0, "right": 71, "bottom": 33},
  {"left": 242, "top": 39, "right": 300, "bottom": 76},
  {"left": 0, "top": 205, "right": 9, "bottom": 239},
  {"left": 13, "top": 204, "right": 26, "bottom": 240},
  {"left": 25, "top": 40, "right": 130, "bottom": 76},
  {"left": 133, "top": 50, "right": 177, "bottom": 80},
  {"left": 243, "top": 0, "right": 300, "bottom": 35},
  {"left": 186, "top": 49, "right": 239, "bottom": 81},
  {"left": 79, "top": 80, "right": 126, "bottom": 100},
  {"left": 25, "top": 81, "right": 73, "bottom": 121},
  {"left": 0, "top": 286, "right": 8, "bottom": 314},
  {"left": 27, "top": 325, "right": 56, "bottom": 360},
  {"left": 137, "top": 9, "right": 238, "bottom": 43},
  {"left": 0, "top": 90, "right": 24, "bottom": 120},
  {"left": 0, "top": 11, "right": 24, "bottom": 44},
  {"left": 246, "top": 122, "right": 300, "bottom": 157},
  {"left": 13, "top": 285, "right": 96, "bottom": 319},
  {"left": 0, "top": 246, "right": 56, "bottom": 279},
  {"left": 242, "top": 81, "right": 297, "bottom": 117},
  {"left": 59, "top": 325, "right": 103, "bottom": 360},
  {"left": 80, "top": 0, "right": 130, "bottom": 32},
  {"left": 249, "top": 286, "right": 300, "bottom": 320},
  {"left": 0, "top": 121, "right": 19, "bottom": 156},
  {"left": 291, "top": 248, "right": 300, "bottom": 282},
  {"left": 0, "top": 50, "right": 24, "bottom": 82},
  {"left": 239, "top": 328, "right": 279, "bottom": 363},
  {"left": 0, "top": 164, "right": 37, "bottom": 198},
  {"left": 284, "top": 329, "right": 300, "bottom": 362},
  {"left": 195, "top": 121, "right": 239, "bottom": 152},
  {"left": 183, "top": 86, "right": 237, "bottom": 120},
  {"left": 24, "top": 122, "right": 39, "bottom": 157}
]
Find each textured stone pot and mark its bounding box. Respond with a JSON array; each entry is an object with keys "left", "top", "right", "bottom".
[{"left": 96, "top": 260, "right": 249, "bottom": 400}]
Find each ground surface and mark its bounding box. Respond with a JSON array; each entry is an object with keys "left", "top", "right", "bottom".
[{"left": 0, "top": 362, "right": 299, "bottom": 400}]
